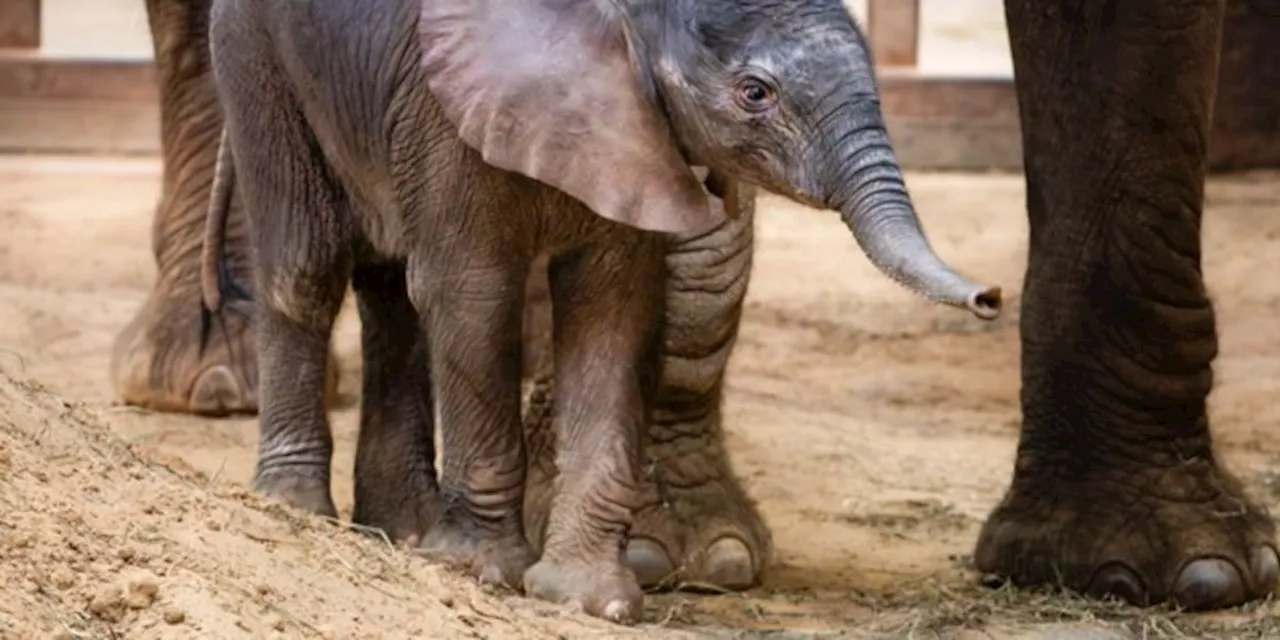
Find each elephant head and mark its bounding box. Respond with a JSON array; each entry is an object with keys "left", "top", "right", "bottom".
[{"left": 418, "top": 0, "right": 1002, "bottom": 319}]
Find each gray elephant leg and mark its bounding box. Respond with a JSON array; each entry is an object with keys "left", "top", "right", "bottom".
[
  {"left": 522, "top": 236, "right": 665, "bottom": 624},
  {"left": 976, "top": 0, "right": 1277, "bottom": 610},
  {"left": 524, "top": 209, "right": 770, "bottom": 591},
  {"left": 113, "top": 0, "right": 263, "bottom": 416},
  {"left": 251, "top": 256, "right": 347, "bottom": 518},
  {"left": 406, "top": 242, "right": 534, "bottom": 588},
  {"left": 628, "top": 208, "right": 770, "bottom": 590},
  {"left": 212, "top": 26, "right": 350, "bottom": 518},
  {"left": 349, "top": 260, "right": 440, "bottom": 542}
]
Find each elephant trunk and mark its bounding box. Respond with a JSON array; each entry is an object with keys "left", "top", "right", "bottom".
[{"left": 825, "top": 122, "right": 1002, "bottom": 320}]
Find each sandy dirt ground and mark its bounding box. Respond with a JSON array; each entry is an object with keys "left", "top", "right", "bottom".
[
  {"left": 1, "top": 2, "right": 1273, "bottom": 637},
  {"left": 1, "top": 155, "right": 1279, "bottom": 639}
]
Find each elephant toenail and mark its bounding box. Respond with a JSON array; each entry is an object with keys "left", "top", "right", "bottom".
[
  {"left": 191, "top": 365, "right": 243, "bottom": 415},
  {"left": 602, "top": 598, "right": 637, "bottom": 624},
  {"left": 625, "top": 538, "right": 676, "bottom": 588},
  {"left": 702, "top": 537, "right": 758, "bottom": 591},
  {"left": 1174, "top": 558, "right": 1245, "bottom": 610},
  {"left": 1252, "top": 546, "right": 1279, "bottom": 594},
  {"left": 1086, "top": 562, "right": 1146, "bottom": 605},
  {"left": 477, "top": 563, "right": 504, "bottom": 586}
]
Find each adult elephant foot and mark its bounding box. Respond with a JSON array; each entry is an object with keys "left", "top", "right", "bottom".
[
  {"left": 111, "top": 273, "right": 262, "bottom": 416},
  {"left": 998, "top": 0, "right": 1280, "bottom": 612},
  {"left": 624, "top": 437, "right": 770, "bottom": 592},
  {"left": 975, "top": 464, "right": 1278, "bottom": 610},
  {"left": 110, "top": 266, "right": 341, "bottom": 417},
  {"left": 523, "top": 370, "right": 771, "bottom": 592}
]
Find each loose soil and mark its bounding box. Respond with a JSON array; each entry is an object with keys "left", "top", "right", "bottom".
[{"left": 2, "top": 155, "right": 1279, "bottom": 638}]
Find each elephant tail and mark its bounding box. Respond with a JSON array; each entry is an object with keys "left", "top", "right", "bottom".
[{"left": 201, "top": 126, "right": 236, "bottom": 315}]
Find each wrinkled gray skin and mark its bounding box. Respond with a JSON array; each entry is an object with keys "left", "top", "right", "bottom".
[
  {"left": 975, "top": 0, "right": 1280, "bottom": 613},
  {"left": 206, "top": 0, "right": 998, "bottom": 622},
  {"left": 131, "top": 0, "right": 767, "bottom": 594}
]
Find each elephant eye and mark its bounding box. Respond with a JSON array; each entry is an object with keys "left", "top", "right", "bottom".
[{"left": 734, "top": 76, "right": 777, "bottom": 112}]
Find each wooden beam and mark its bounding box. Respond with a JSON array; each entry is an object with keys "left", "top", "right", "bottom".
[
  {"left": 879, "top": 70, "right": 1023, "bottom": 171},
  {"left": 0, "top": 0, "right": 40, "bottom": 49},
  {"left": 0, "top": 53, "right": 158, "bottom": 154},
  {"left": 866, "top": 0, "right": 919, "bottom": 67},
  {"left": 0, "top": 52, "right": 156, "bottom": 102},
  {"left": 0, "top": 56, "right": 1026, "bottom": 169},
  {"left": 0, "top": 98, "right": 160, "bottom": 154},
  {"left": 878, "top": 70, "right": 1018, "bottom": 120}
]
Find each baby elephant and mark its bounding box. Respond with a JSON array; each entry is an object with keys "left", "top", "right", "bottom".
[{"left": 205, "top": 0, "right": 1001, "bottom": 623}]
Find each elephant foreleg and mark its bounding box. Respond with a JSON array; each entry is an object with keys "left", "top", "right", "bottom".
[{"left": 976, "top": 0, "right": 1278, "bottom": 611}]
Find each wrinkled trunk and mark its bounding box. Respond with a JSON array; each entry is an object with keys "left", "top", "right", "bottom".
[{"left": 825, "top": 117, "right": 1001, "bottom": 320}]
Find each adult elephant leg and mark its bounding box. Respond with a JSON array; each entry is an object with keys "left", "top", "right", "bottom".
[
  {"left": 1208, "top": 0, "right": 1280, "bottom": 172},
  {"left": 110, "top": 0, "right": 337, "bottom": 416},
  {"left": 629, "top": 202, "right": 769, "bottom": 591},
  {"left": 525, "top": 200, "right": 770, "bottom": 591},
  {"left": 976, "top": 0, "right": 1279, "bottom": 610}
]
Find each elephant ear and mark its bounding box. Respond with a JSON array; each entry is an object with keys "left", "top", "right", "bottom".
[{"left": 418, "top": 0, "right": 718, "bottom": 234}]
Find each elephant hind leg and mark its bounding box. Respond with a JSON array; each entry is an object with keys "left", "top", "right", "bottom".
[
  {"left": 242, "top": 189, "right": 350, "bottom": 518},
  {"left": 112, "top": 0, "right": 259, "bottom": 417},
  {"left": 213, "top": 20, "right": 351, "bottom": 517},
  {"left": 626, "top": 212, "right": 769, "bottom": 592}
]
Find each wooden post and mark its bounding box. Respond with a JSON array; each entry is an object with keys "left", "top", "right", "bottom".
[
  {"left": 1208, "top": 0, "right": 1280, "bottom": 172},
  {"left": 866, "top": 0, "right": 919, "bottom": 68},
  {"left": 0, "top": 0, "right": 40, "bottom": 49}
]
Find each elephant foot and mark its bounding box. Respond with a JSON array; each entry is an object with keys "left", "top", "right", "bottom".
[
  {"left": 523, "top": 555, "right": 644, "bottom": 624},
  {"left": 625, "top": 475, "right": 770, "bottom": 592},
  {"left": 111, "top": 286, "right": 340, "bottom": 417},
  {"left": 626, "top": 525, "right": 759, "bottom": 592},
  {"left": 522, "top": 375, "right": 771, "bottom": 592},
  {"left": 352, "top": 485, "right": 439, "bottom": 548},
  {"left": 111, "top": 290, "right": 258, "bottom": 415},
  {"left": 252, "top": 470, "right": 338, "bottom": 518},
  {"left": 975, "top": 465, "right": 1279, "bottom": 610},
  {"left": 417, "top": 506, "right": 535, "bottom": 589}
]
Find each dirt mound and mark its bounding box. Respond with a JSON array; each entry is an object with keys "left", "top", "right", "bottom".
[{"left": 0, "top": 370, "right": 667, "bottom": 639}]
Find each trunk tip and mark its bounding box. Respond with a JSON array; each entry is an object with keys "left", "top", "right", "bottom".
[{"left": 966, "top": 285, "right": 1003, "bottom": 320}]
